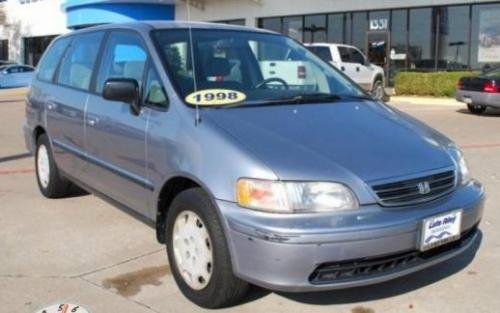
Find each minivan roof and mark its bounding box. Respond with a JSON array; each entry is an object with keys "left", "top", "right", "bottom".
[{"left": 61, "top": 20, "right": 274, "bottom": 38}]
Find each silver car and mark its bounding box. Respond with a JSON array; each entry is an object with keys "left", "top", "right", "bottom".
[
  {"left": 23, "top": 22, "right": 484, "bottom": 308},
  {"left": 0, "top": 64, "right": 34, "bottom": 88}
]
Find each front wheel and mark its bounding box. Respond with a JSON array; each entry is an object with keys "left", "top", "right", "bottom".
[
  {"left": 371, "top": 79, "right": 386, "bottom": 101},
  {"left": 165, "top": 188, "right": 249, "bottom": 308},
  {"left": 467, "top": 103, "right": 487, "bottom": 114}
]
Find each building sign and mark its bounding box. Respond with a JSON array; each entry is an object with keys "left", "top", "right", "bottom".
[
  {"left": 369, "top": 18, "right": 388, "bottom": 31},
  {"left": 478, "top": 8, "right": 500, "bottom": 63}
]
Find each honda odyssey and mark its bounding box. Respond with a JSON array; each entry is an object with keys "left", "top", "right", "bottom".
[{"left": 23, "top": 22, "right": 485, "bottom": 308}]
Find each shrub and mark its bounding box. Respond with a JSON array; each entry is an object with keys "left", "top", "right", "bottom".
[{"left": 394, "top": 71, "right": 479, "bottom": 97}]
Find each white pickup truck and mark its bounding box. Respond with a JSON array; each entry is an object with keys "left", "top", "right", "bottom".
[{"left": 305, "top": 43, "right": 387, "bottom": 100}]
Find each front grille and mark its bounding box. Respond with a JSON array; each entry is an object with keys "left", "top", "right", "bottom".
[
  {"left": 309, "top": 225, "right": 478, "bottom": 285},
  {"left": 372, "top": 170, "right": 456, "bottom": 206}
]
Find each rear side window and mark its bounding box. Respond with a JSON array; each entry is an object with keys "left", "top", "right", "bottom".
[
  {"left": 57, "top": 32, "right": 104, "bottom": 91},
  {"left": 37, "top": 37, "right": 71, "bottom": 82},
  {"left": 96, "top": 31, "right": 148, "bottom": 93},
  {"left": 307, "top": 46, "right": 332, "bottom": 62},
  {"left": 7, "top": 66, "right": 20, "bottom": 74}
]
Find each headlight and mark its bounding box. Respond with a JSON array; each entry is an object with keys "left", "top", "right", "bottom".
[
  {"left": 237, "top": 179, "right": 358, "bottom": 213},
  {"left": 457, "top": 151, "right": 471, "bottom": 184},
  {"left": 449, "top": 147, "right": 471, "bottom": 184}
]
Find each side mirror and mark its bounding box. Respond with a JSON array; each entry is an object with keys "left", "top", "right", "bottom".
[{"left": 103, "top": 78, "right": 141, "bottom": 115}]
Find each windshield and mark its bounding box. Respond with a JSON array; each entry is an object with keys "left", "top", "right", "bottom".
[{"left": 153, "top": 29, "right": 367, "bottom": 107}]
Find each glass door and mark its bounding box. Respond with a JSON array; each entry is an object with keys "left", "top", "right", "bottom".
[{"left": 366, "top": 31, "right": 390, "bottom": 81}]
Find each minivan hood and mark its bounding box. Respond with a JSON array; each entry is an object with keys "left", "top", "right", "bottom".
[{"left": 205, "top": 100, "right": 454, "bottom": 183}]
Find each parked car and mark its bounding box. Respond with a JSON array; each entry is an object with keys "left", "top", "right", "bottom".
[
  {"left": 305, "top": 43, "right": 387, "bottom": 100},
  {"left": 24, "top": 22, "right": 484, "bottom": 308},
  {"left": 0, "top": 64, "right": 35, "bottom": 88},
  {"left": 456, "top": 67, "right": 500, "bottom": 114}
]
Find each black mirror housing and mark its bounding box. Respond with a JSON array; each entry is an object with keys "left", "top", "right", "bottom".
[{"left": 103, "top": 78, "right": 141, "bottom": 115}]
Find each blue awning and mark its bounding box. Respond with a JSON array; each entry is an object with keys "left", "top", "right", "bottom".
[{"left": 63, "top": 0, "right": 175, "bottom": 29}]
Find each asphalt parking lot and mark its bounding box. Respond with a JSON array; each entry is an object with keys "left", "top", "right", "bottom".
[{"left": 1, "top": 92, "right": 499, "bottom": 313}]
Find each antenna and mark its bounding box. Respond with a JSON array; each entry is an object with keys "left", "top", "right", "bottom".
[{"left": 185, "top": 1, "right": 201, "bottom": 125}]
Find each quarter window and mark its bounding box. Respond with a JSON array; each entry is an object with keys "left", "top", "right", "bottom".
[
  {"left": 37, "top": 37, "right": 71, "bottom": 82},
  {"left": 96, "top": 32, "right": 148, "bottom": 93},
  {"left": 144, "top": 66, "right": 168, "bottom": 109},
  {"left": 57, "top": 32, "right": 104, "bottom": 90}
]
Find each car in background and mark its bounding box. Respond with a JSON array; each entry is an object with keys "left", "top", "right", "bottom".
[
  {"left": 456, "top": 67, "right": 500, "bottom": 114},
  {"left": 0, "top": 64, "right": 35, "bottom": 88},
  {"left": 305, "top": 43, "right": 387, "bottom": 100}
]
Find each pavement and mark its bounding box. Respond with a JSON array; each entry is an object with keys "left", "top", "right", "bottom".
[{"left": 1, "top": 93, "right": 499, "bottom": 313}]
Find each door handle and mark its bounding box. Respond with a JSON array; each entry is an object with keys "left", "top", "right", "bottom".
[
  {"left": 46, "top": 102, "right": 56, "bottom": 111},
  {"left": 356, "top": 67, "right": 360, "bottom": 72},
  {"left": 87, "top": 117, "right": 99, "bottom": 127},
  {"left": 341, "top": 66, "right": 345, "bottom": 71}
]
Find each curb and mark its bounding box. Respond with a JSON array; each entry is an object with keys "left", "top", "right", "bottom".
[
  {"left": 0, "top": 87, "right": 28, "bottom": 98},
  {"left": 389, "top": 96, "right": 463, "bottom": 107}
]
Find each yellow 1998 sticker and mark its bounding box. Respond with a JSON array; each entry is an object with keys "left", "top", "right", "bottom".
[{"left": 185, "top": 89, "right": 246, "bottom": 106}]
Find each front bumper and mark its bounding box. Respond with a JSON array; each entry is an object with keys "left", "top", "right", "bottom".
[
  {"left": 23, "top": 122, "right": 35, "bottom": 154},
  {"left": 217, "top": 180, "right": 485, "bottom": 292},
  {"left": 456, "top": 89, "right": 500, "bottom": 108}
]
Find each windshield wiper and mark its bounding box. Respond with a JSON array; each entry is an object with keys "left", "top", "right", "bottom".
[
  {"left": 244, "top": 93, "right": 371, "bottom": 107},
  {"left": 207, "top": 93, "right": 372, "bottom": 109}
]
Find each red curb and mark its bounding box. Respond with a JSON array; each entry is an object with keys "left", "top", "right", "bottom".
[
  {"left": 461, "top": 143, "right": 500, "bottom": 149},
  {"left": 0, "top": 169, "right": 35, "bottom": 175}
]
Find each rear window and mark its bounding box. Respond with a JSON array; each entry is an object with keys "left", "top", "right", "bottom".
[
  {"left": 307, "top": 46, "right": 332, "bottom": 62},
  {"left": 37, "top": 37, "right": 71, "bottom": 82},
  {"left": 57, "top": 32, "right": 104, "bottom": 91}
]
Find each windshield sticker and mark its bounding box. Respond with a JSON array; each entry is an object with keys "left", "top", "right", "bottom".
[{"left": 185, "top": 89, "right": 246, "bottom": 106}]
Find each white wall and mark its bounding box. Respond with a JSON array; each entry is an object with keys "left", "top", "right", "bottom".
[
  {"left": 175, "top": 0, "right": 481, "bottom": 27},
  {"left": 0, "top": 0, "right": 68, "bottom": 62}
]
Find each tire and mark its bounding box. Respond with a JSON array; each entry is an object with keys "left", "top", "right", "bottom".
[
  {"left": 467, "top": 103, "right": 487, "bottom": 115},
  {"left": 371, "top": 79, "right": 385, "bottom": 101},
  {"left": 165, "top": 188, "right": 249, "bottom": 308},
  {"left": 35, "top": 134, "right": 73, "bottom": 198}
]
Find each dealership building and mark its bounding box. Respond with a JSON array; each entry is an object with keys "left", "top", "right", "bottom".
[{"left": 1, "top": 0, "right": 500, "bottom": 84}]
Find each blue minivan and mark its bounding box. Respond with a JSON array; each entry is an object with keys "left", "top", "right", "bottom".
[{"left": 24, "top": 21, "right": 485, "bottom": 308}]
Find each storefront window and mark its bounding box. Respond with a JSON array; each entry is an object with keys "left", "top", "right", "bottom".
[
  {"left": 0, "top": 39, "right": 8, "bottom": 61},
  {"left": 352, "top": 12, "right": 367, "bottom": 52},
  {"left": 260, "top": 17, "right": 282, "bottom": 33},
  {"left": 408, "top": 8, "right": 436, "bottom": 71},
  {"left": 389, "top": 9, "right": 408, "bottom": 85},
  {"left": 304, "top": 14, "right": 327, "bottom": 43},
  {"left": 283, "top": 16, "right": 303, "bottom": 42},
  {"left": 327, "top": 13, "right": 344, "bottom": 43},
  {"left": 344, "top": 13, "right": 352, "bottom": 45},
  {"left": 471, "top": 3, "right": 500, "bottom": 70},
  {"left": 435, "top": 6, "right": 469, "bottom": 71},
  {"left": 24, "top": 35, "right": 58, "bottom": 66}
]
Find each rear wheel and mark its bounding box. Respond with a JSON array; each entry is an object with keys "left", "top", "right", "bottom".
[
  {"left": 35, "top": 134, "right": 73, "bottom": 198},
  {"left": 165, "top": 188, "right": 249, "bottom": 308},
  {"left": 467, "top": 103, "right": 487, "bottom": 114}
]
